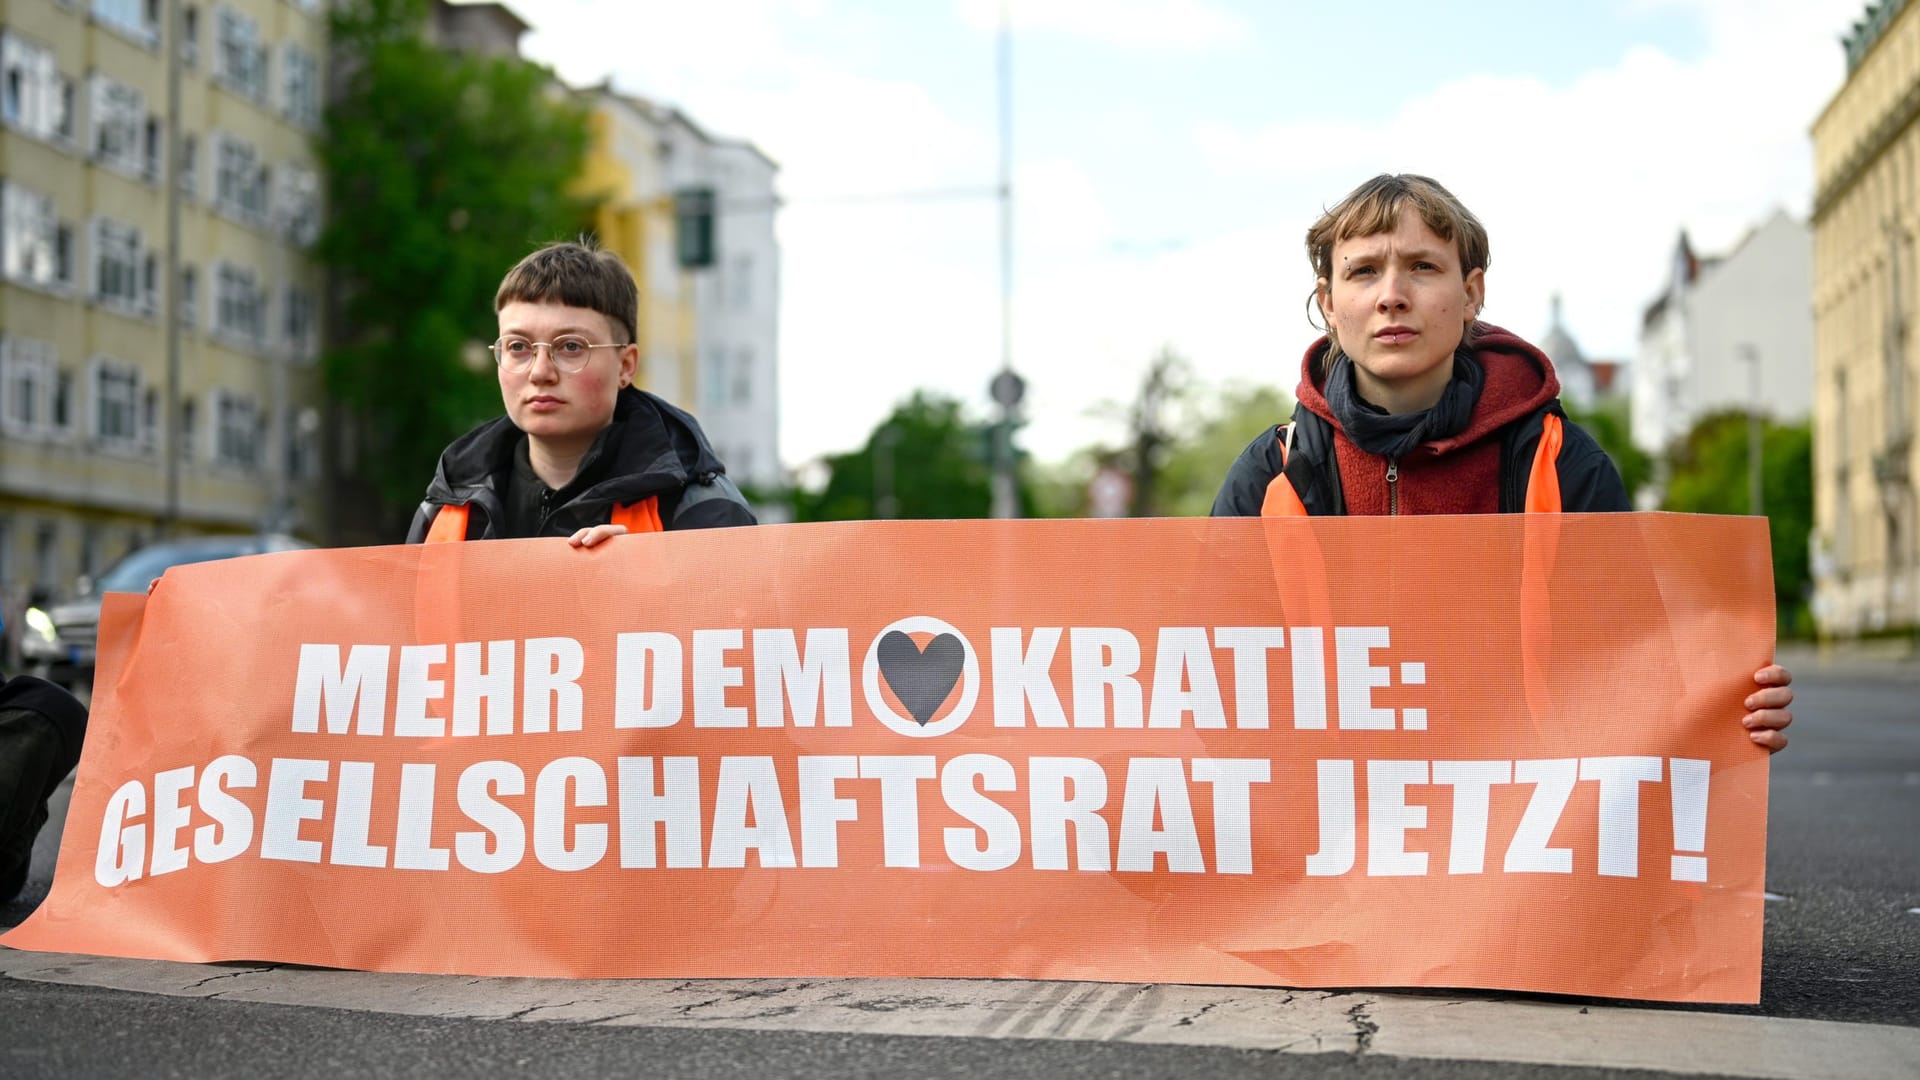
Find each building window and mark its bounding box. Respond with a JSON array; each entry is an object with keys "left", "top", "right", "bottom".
[
  {"left": 0, "top": 335, "right": 57, "bottom": 435},
  {"left": 34, "top": 522, "right": 58, "bottom": 593},
  {"left": 90, "top": 358, "right": 143, "bottom": 447},
  {"left": 213, "top": 6, "right": 268, "bottom": 103},
  {"left": 52, "top": 369, "right": 73, "bottom": 431},
  {"left": 213, "top": 262, "right": 265, "bottom": 343},
  {"left": 704, "top": 346, "right": 727, "bottom": 411},
  {"left": 212, "top": 389, "right": 260, "bottom": 468},
  {"left": 179, "top": 132, "right": 198, "bottom": 198},
  {"left": 89, "top": 75, "right": 161, "bottom": 185},
  {"left": 1, "top": 33, "right": 74, "bottom": 144},
  {"left": 1, "top": 183, "right": 74, "bottom": 290},
  {"left": 80, "top": 525, "right": 102, "bottom": 579},
  {"left": 730, "top": 255, "right": 752, "bottom": 309},
  {"left": 143, "top": 116, "right": 161, "bottom": 181},
  {"left": 179, "top": 397, "right": 196, "bottom": 462},
  {"left": 91, "top": 217, "right": 153, "bottom": 315},
  {"left": 181, "top": 6, "right": 200, "bottom": 67},
  {"left": 179, "top": 264, "right": 198, "bottom": 328},
  {"left": 288, "top": 406, "right": 319, "bottom": 480},
  {"left": 91, "top": 0, "right": 161, "bottom": 47},
  {"left": 279, "top": 43, "right": 318, "bottom": 128},
  {"left": 284, "top": 285, "right": 314, "bottom": 357},
  {"left": 274, "top": 163, "right": 320, "bottom": 244},
  {"left": 213, "top": 132, "right": 268, "bottom": 224},
  {"left": 89, "top": 74, "right": 148, "bottom": 178},
  {"left": 732, "top": 347, "right": 753, "bottom": 404}
]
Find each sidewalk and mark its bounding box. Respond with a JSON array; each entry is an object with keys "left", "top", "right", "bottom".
[{"left": 1776, "top": 637, "right": 1920, "bottom": 683}]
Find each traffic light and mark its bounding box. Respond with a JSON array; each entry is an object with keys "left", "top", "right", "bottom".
[{"left": 674, "top": 186, "right": 716, "bottom": 270}]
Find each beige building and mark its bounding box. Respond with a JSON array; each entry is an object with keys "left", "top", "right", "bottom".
[
  {"left": 576, "top": 85, "right": 700, "bottom": 406},
  {"left": 0, "top": 0, "right": 327, "bottom": 602},
  {"left": 1811, "top": 0, "right": 1920, "bottom": 635}
]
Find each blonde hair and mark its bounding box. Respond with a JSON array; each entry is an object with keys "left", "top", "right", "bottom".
[{"left": 1304, "top": 174, "right": 1489, "bottom": 370}]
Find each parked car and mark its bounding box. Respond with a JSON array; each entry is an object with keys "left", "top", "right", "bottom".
[{"left": 18, "top": 533, "right": 312, "bottom": 689}]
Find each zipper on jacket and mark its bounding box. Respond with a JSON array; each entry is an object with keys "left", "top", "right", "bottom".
[{"left": 1386, "top": 458, "right": 1400, "bottom": 516}]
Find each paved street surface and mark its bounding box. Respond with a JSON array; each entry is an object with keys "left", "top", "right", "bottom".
[{"left": 3, "top": 650, "right": 1916, "bottom": 1079}]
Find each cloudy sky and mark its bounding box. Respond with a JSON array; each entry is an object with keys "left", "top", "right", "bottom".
[{"left": 519, "top": 0, "right": 1865, "bottom": 467}]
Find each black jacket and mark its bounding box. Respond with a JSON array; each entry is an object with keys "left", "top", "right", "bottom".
[
  {"left": 1212, "top": 400, "right": 1631, "bottom": 517},
  {"left": 1213, "top": 328, "right": 1630, "bottom": 518},
  {"left": 405, "top": 387, "right": 757, "bottom": 541}
]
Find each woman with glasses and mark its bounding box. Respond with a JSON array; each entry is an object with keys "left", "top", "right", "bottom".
[{"left": 405, "top": 240, "right": 756, "bottom": 545}]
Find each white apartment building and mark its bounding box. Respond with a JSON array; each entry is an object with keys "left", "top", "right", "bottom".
[{"left": 1632, "top": 212, "right": 1814, "bottom": 472}]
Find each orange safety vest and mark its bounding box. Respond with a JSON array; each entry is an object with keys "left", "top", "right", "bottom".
[
  {"left": 1260, "top": 412, "right": 1563, "bottom": 517},
  {"left": 423, "top": 496, "right": 664, "bottom": 543}
]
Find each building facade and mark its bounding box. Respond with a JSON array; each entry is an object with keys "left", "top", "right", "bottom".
[
  {"left": 0, "top": 0, "right": 326, "bottom": 605},
  {"left": 1631, "top": 212, "right": 1814, "bottom": 469},
  {"left": 676, "top": 120, "right": 780, "bottom": 495},
  {"left": 1811, "top": 0, "right": 1920, "bottom": 635},
  {"left": 1537, "top": 293, "right": 1599, "bottom": 410},
  {"left": 577, "top": 86, "right": 782, "bottom": 499}
]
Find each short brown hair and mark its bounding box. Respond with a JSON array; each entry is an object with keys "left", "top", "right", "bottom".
[
  {"left": 495, "top": 238, "right": 639, "bottom": 344},
  {"left": 1305, "top": 174, "right": 1489, "bottom": 364}
]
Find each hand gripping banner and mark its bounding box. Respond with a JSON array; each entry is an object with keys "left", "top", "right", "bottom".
[{"left": 2, "top": 514, "right": 1775, "bottom": 1002}]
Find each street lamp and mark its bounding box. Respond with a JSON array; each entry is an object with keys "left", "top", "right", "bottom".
[
  {"left": 989, "top": 0, "right": 1022, "bottom": 520},
  {"left": 1737, "top": 343, "right": 1763, "bottom": 517}
]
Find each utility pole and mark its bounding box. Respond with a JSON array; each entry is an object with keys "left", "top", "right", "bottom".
[
  {"left": 873, "top": 424, "right": 900, "bottom": 519},
  {"left": 1738, "top": 344, "right": 1763, "bottom": 517},
  {"left": 988, "top": 0, "right": 1023, "bottom": 519}
]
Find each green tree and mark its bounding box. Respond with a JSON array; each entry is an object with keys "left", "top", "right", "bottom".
[
  {"left": 795, "top": 392, "right": 1019, "bottom": 521},
  {"left": 1156, "top": 381, "right": 1293, "bottom": 517},
  {"left": 1661, "top": 410, "right": 1814, "bottom": 625},
  {"left": 1564, "top": 396, "right": 1654, "bottom": 505},
  {"left": 318, "top": 0, "right": 595, "bottom": 520}
]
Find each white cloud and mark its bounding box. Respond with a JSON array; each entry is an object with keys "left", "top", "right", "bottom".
[
  {"left": 518, "top": 0, "right": 1868, "bottom": 471},
  {"left": 1185, "top": 0, "right": 1860, "bottom": 369},
  {"left": 954, "top": 0, "right": 1248, "bottom": 51}
]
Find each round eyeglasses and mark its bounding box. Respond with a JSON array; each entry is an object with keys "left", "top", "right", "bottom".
[{"left": 490, "top": 336, "right": 623, "bottom": 374}]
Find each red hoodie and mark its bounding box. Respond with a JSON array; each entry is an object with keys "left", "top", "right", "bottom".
[{"left": 1294, "top": 324, "right": 1562, "bottom": 516}]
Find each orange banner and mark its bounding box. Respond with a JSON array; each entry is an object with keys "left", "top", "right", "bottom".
[{"left": 2, "top": 515, "right": 1774, "bottom": 1002}]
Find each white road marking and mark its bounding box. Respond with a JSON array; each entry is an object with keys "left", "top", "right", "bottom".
[{"left": 2, "top": 950, "right": 1917, "bottom": 1079}]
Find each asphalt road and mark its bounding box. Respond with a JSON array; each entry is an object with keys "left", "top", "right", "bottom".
[{"left": 2, "top": 659, "right": 1916, "bottom": 1078}]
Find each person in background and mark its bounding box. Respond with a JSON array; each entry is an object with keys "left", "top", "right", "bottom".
[{"left": 1212, "top": 173, "right": 1793, "bottom": 751}]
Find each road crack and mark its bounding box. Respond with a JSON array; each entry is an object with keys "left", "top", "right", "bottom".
[
  {"left": 1346, "top": 1001, "right": 1378, "bottom": 1053},
  {"left": 182, "top": 966, "right": 276, "bottom": 991},
  {"left": 1173, "top": 1001, "right": 1220, "bottom": 1028}
]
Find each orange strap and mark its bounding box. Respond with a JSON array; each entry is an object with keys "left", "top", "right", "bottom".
[
  {"left": 1259, "top": 426, "right": 1309, "bottom": 517},
  {"left": 1525, "top": 413, "right": 1564, "bottom": 514},
  {"left": 612, "top": 497, "right": 664, "bottom": 533},
  {"left": 425, "top": 497, "right": 664, "bottom": 542},
  {"left": 424, "top": 504, "right": 471, "bottom": 543}
]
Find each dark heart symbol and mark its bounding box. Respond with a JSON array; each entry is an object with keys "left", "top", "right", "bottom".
[{"left": 877, "top": 630, "right": 965, "bottom": 726}]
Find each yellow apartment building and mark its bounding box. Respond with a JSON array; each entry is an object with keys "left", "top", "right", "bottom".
[
  {"left": 0, "top": 0, "right": 326, "bottom": 603},
  {"left": 575, "top": 83, "right": 699, "bottom": 402},
  {"left": 1811, "top": 0, "right": 1920, "bottom": 634}
]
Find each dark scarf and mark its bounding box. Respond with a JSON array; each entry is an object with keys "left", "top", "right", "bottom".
[{"left": 1325, "top": 348, "right": 1485, "bottom": 460}]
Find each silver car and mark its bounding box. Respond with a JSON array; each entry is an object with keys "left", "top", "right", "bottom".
[{"left": 19, "top": 533, "right": 311, "bottom": 688}]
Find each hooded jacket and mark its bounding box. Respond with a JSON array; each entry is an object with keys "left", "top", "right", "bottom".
[
  {"left": 405, "top": 386, "right": 756, "bottom": 542},
  {"left": 1212, "top": 325, "right": 1629, "bottom": 516}
]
